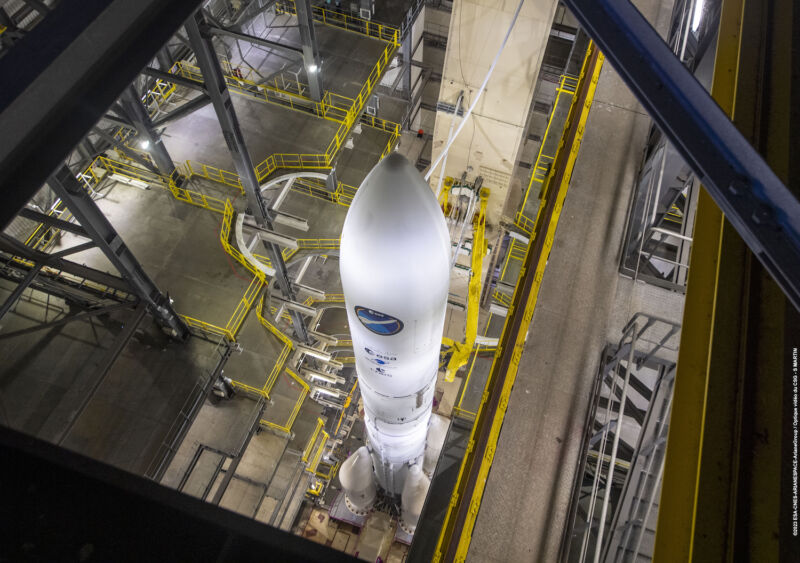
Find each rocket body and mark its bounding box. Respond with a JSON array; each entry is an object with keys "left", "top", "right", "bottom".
[{"left": 339, "top": 153, "right": 450, "bottom": 495}]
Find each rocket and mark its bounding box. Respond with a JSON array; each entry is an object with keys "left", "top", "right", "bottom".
[{"left": 338, "top": 153, "right": 450, "bottom": 518}]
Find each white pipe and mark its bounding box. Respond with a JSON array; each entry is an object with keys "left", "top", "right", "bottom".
[
  {"left": 579, "top": 343, "right": 626, "bottom": 562},
  {"left": 434, "top": 90, "right": 464, "bottom": 198},
  {"left": 594, "top": 324, "right": 637, "bottom": 563},
  {"left": 424, "top": 0, "right": 526, "bottom": 182}
]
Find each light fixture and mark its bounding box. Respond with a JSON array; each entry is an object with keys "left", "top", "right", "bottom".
[
  {"left": 139, "top": 140, "right": 150, "bottom": 149},
  {"left": 691, "top": 0, "right": 705, "bottom": 32},
  {"left": 308, "top": 64, "right": 318, "bottom": 73}
]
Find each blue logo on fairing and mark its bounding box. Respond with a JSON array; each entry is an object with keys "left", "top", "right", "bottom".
[{"left": 355, "top": 306, "right": 404, "bottom": 336}]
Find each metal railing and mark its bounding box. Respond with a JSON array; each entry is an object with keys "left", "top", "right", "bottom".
[
  {"left": 515, "top": 74, "right": 579, "bottom": 232},
  {"left": 275, "top": 1, "right": 400, "bottom": 45},
  {"left": 260, "top": 368, "right": 310, "bottom": 435}
]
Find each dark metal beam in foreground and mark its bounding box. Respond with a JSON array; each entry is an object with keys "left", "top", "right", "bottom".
[
  {"left": 0, "top": 0, "right": 203, "bottom": 230},
  {"left": 186, "top": 12, "right": 309, "bottom": 344},
  {"left": 0, "top": 425, "right": 357, "bottom": 562},
  {"left": 562, "top": 0, "right": 800, "bottom": 310},
  {"left": 0, "top": 265, "right": 41, "bottom": 322},
  {"left": 48, "top": 166, "right": 189, "bottom": 340}
]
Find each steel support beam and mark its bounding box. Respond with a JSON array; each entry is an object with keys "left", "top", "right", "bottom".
[
  {"left": 141, "top": 66, "right": 208, "bottom": 92},
  {"left": 17, "top": 208, "right": 88, "bottom": 238},
  {"left": 185, "top": 12, "right": 309, "bottom": 343},
  {"left": 206, "top": 25, "right": 303, "bottom": 55},
  {"left": 47, "top": 166, "right": 189, "bottom": 340},
  {"left": 294, "top": 0, "right": 323, "bottom": 102},
  {"left": 50, "top": 241, "right": 96, "bottom": 259},
  {"left": 0, "top": 264, "right": 41, "bottom": 322},
  {"left": 152, "top": 95, "right": 212, "bottom": 129},
  {"left": 0, "top": 235, "right": 131, "bottom": 294},
  {"left": 562, "top": 0, "right": 800, "bottom": 311},
  {"left": 102, "top": 112, "right": 133, "bottom": 128},
  {"left": 0, "top": 0, "right": 204, "bottom": 231},
  {"left": 119, "top": 86, "right": 182, "bottom": 182},
  {"left": 91, "top": 126, "right": 160, "bottom": 174},
  {"left": 156, "top": 47, "right": 173, "bottom": 72}
]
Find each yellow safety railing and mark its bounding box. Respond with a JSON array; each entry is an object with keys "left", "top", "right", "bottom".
[
  {"left": 442, "top": 189, "right": 490, "bottom": 382},
  {"left": 221, "top": 199, "right": 268, "bottom": 281},
  {"left": 179, "top": 273, "right": 263, "bottom": 343},
  {"left": 225, "top": 274, "right": 263, "bottom": 337},
  {"left": 315, "top": 460, "right": 341, "bottom": 480},
  {"left": 184, "top": 160, "right": 244, "bottom": 192},
  {"left": 515, "top": 74, "right": 579, "bottom": 232},
  {"left": 142, "top": 79, "right": 178, "bottom": 118},
  {"left": 255, "top": 294, "right": 294, "bottom": 395},
  {"left": 171, "top": 60, "right": 351, "bottom": 125},
  {"left": 451, "top": 312, "right": 495, "bottom": 421},
  {"left": 433, "top": 44, "right": 605, "bottom": 562},
  {"left": 334, "top": 379, "right": 358, "bottom": 435},
  {"left": 254, "top": 153, "right": 331, "bottom": 182},
  {"left": 180, "top": 315, "right": 233, "bottom": 341},
  {"left": 322, "top": 37, "right": 398, "bottom": 167},
  {"left": 275, "top": 1, "right": 400, "bottom": 45},
  {"left": 260, "top": 369, "right": 310, "bottom": 434},
  {"left": 498, "top": 237, "right": 527, "bottom": 282},
  {"left": 492, "top": 290, "right": 512, "bottom": 308},
  {"left": 306, "top": 429, "right": 330, "bottom": 474},
  {"left": 301, "top": 418, "right": 325, "bottom": 463}
]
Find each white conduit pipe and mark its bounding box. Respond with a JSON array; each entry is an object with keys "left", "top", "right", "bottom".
[
  {"left": 594, "top": 324, "right": 638, "bottom": 563},
  {"left": 424, "top": 0, "right": 526, "bottom": 183},
  {"left": 435, "top": 90, "right": 464, "bottom": 198}
]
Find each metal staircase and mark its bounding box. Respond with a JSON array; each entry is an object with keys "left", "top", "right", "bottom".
[{"left": 562, "top": 313, "right": 679, "bottom": 562}]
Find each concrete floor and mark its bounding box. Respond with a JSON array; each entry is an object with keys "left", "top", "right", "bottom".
[
  {"left": 0, "top": 10, "right": 403, "bottom": 522},
  {"left": 465, "top": 1, "right": 680, "bottom": 561}
]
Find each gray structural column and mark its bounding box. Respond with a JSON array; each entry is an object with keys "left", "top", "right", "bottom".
[
  {"left": 401, "top": 33, "right": 412, "bottom": 99},
  {"left": 185, "top": 11, "right": 310, "bottom": 343},
  {"left": 0, "top": 265, "right": 42, "bottom": 322},
  {"left": 119, "top": 86, "right": 182, "bottom": 183},
  {"left": 47, "top": 165, "right": 190, "bottom": 340},
  {"left": 294, "top": 0, "right": 323, "bottom": 102}
]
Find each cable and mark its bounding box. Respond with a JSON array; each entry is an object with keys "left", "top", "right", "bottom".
[
  {"left": 434, "top": 90, "right": 464, "bottom": 198},
  {"left": 424, "top": 0, "right": 526, "bottom": 182}
]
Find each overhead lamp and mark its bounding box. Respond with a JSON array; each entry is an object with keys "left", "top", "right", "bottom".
[
  {"left": 139, "top": 140, "right": 150, "bottom": 149},
  {"left": 308, "top": 64, "right": 318, "bottom": 73}
]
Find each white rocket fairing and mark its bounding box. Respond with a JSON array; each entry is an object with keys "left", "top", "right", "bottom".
[{"left": 339, "top": 153, "right": 450, "bottom": 498}]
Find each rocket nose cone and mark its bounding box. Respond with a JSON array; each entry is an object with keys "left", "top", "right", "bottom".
[
  {"left": 350, "top": 152, "right": 435, "bottom": 211},
  {"left": 379, "top": 151, "right": 410, "bottom": 171}
]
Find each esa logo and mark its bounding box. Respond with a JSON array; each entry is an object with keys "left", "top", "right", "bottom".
[{"left": 355, "top": 306, "right": 404, "bottom": 336}]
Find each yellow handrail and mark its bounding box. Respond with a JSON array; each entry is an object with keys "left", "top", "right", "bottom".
[{"left": 444, "top": 189, "right": 490, "bottom": 382}]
